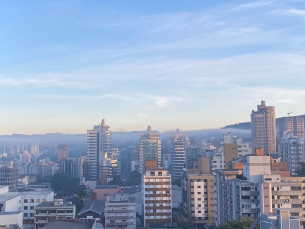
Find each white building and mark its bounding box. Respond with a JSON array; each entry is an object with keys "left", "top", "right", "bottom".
[
  {"left": 215, "top": 155, "right": 305, "bottom": 226},
  {"left": 279, "top": 132, "right": 305, "bottom": 175},
  {"left": 139, "top": 126, "right": 161, "bottom": 174},
  {"left": 171, "top": 129, "right": 186, "bottom": 181},
  {"left": 0, "top": 185, "right": 54, "bottom": 221},
  {"left": 87, "top": 126, "right": 99, "bottom": 180},
  {"left": 104, "top": 193, "right": 136, "bottom": 229},
  {"left": 0, "top": 211, "right": 23, "bottom": 228},
  {"left": 142, "top": 167, "right": 172, "bottom": 226},
  {"left": 20, "top": 151, "right": 31, "bottom": 164}
]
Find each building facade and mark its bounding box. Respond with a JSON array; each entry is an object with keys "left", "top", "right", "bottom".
[
  {"left": 277, "top": 115, "right": 304, "bottom": 140},
  {"left": 279, "top": 132, "right": 305, "bottom": 175},
  {"left": 251, "top": 100, "right": 276, "bottom": 154},
  {"left": 0, "top": 161, "right": 19, "bottom": 191},
  {"left": 171, "top": 129, "right": 186, "bottom": 181},
  {"left": 139, "top": 126, "right": 161, "bottom": 174},
  {"left": 104, "top": 193, "right": 136, "bottom": 229},
  {"left": 34, "top": 199, "right": 75, "bottom": 229},
  {"left": 57, "top": 144, "right": 69, "bottom": 162},
  {"left": 142, "top": 167, "right": 172, "bottom": 226}
]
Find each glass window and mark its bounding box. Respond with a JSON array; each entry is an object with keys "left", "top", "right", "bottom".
[
  {"left": 30, "top": 199, "right": 34, "bottom": 203},
  {"left": 36, "top": 199, "right": 40, "bottom": 203},
  {"left": 24, "top": 199, "right": 28, "bottom": 203}
]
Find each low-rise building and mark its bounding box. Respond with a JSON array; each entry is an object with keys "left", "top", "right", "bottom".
[
  {"left": 0, "top": 211, "right": 23, "bottom": 228},
  {"left": 104, "top": 193, "right": 136, "bottom": 229},
  {"left": 78, "top": 199, "right": 105, "bottom": 220},
  {"left": 34, "top": 199, "right": 75, "bottom": 229},
  {"left": 91, "top": 185, "right": 123, "bottom": 202}
]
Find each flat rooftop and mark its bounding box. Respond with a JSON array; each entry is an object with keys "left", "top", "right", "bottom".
[
  {"left": 36, "top": 201, "right": 74, "bottom": 208},
  {"left": 40, "top": 220, "right": 95, "bottom": 229}
]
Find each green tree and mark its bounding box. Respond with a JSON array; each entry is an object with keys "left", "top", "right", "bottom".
[
  {"left": 125, "top": 171, "right": 141, "bottom": 186},
  {"left": 296, "top": 162, "right": 305, "bottom": 176},
  {"left": 50, "top": 173, "right": 79, "bottom": 195},
  {"left": 219, "top": 217, "right": 259, "bottom": 229},
  {"left": 108, "top": 174, "right": 124, "bottom": 185}
]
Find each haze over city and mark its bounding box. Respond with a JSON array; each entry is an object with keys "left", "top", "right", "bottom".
[{"left": 1, "top": 0, "right": 305, "bottom": 134}]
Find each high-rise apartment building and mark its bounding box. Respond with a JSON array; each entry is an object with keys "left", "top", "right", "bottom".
[
  {"left": 20, "top": 151, "right": 32, "bottom": 164},
  {"left": 171, "top": 129, "right": 186, "bottom": 181},
  {"left": 279, "top": 132, "right": 305, "bottom": 175},
  {"left": 142, "top": 162, "right": 172, "bottom": 226},
  {"left": 277, "top": 115, "right": 304, "bottom": 140},
  {"left": 57, "top": 144, "right": 69, "bottom": 162},
  {"left": 0, "top": 161, "right": 18, "bottom": 191},
  {"left": 104, "top": 193, "right": 136, "bottom": 229},
  {"left": 182, "top": 157, "right": 216, "bottom": 225},
  {"left": 87, "top": 119, "right": 113, "bottom": 181},
  {"left": 87, "top": 126, "right": 99, "bottom": 180},
  {"left": 251, "top": 100, "right": 276, "bottom": 154},
  {"left": 215, "top": 154, "right": 305, "bottom": 227},
  {"left": 139, "top": 126, "right": 161, "bottom": 174}
]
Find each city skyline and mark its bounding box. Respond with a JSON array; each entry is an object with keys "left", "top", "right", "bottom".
[{"left": 1, "top": 0, "right": 305, "bottom": 134}]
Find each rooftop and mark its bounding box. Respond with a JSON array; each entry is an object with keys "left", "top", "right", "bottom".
[
  {"left": 36, "top": 200, "right": 74, "bottom": 208},
  {"left": 78, "top": 199, "right": 105, "bottom": 216},
  {"left": 95, "top": 185, "right": 119, "bottom": 189},
  {"left": 40, "top": 220, "right": 95, "bottom": 229},
  {"left": 0, "top": 211, "right": 22, "bottom": 215}
]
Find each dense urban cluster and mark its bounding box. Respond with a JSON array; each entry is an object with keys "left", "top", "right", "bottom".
[{"left": 1, "top": 101, "right": 305, "bottom": 229}]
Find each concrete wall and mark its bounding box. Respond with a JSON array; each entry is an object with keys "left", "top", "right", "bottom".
[{"left": 0, "top": 212, "right": 23, "bottom": 228}]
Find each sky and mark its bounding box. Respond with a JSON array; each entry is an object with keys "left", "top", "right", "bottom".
[{"left": 1, "top": 0, "right": 305, "bottom": 134}]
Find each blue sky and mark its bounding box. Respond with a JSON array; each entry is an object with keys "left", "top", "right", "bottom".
[{"left": 1, "top": 0, "right": 305, "bottom": 134}]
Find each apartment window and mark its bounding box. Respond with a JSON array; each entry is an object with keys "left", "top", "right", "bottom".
[
  {"left": 166, "top": 191, "right": 170, "bottom": 194},
  {"left": 158, "top": 172, "right": 162, "bottom": 176},
  {"left": 291, "top": 213, "right": 299, "bottom": 216},
  {"left": 42, "top": 199, "right": 46, "bottom": 202},
  {"left": 198, "top": 211, "right": 201, "bottom": 213},
  {"left": 66, "top": 210, "right": 73, "bottom": 213},
  {"left": 36, "top": 199, "right": 40, "bottom": 203},
  {"left": 24, "top": 199, "right": 28, "bottom": 203},
  {"left": 197, "top": 192, "right": 201, "bottom": 194},
  {"left": 110, "top": 220, "right": 115, "bottom": 223},
  {"left": 30, "top": 206, "right": 34, "bottom": 210},
  {"left": 198, "top": 204, "right": 201, "bottom": 207},
  {"left": 30, "top": 213, "right": 34, "bottom": 217},
  {"left": 24, "top": 213, "right": 27, "bottom": 217},
  {"left": 291, "top": 195, "right": 298, "bottom": 199},
  {"left": 150, "top": 172, "right": 155, "bottom": 176},
  {"left": 198, "top": 198, "right": 201, "bottom": 201},
  {"left": 292, "top": 204, "right": 302, "bottom": 208},
  {"left": 30, "top": 199, "right": 34, "bottom": 203},
  {"left": 24, "top": 206, "right": 28, "bottom": 210},
  {"left": 153, "top": 210, "right": 156, "bottom": 213},
  {"left": 197, "top": 186, "right": 201, "bottom": 188}
]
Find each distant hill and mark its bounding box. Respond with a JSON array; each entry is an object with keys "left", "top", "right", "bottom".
[{"left": 221, "top": 122, "right": 251, "bottom": 130}]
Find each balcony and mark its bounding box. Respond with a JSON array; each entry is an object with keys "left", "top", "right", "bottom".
[
  {"left": 35, "top": 220, "right": 47, "bottom": 224},
  {"left": 145, "top": 188, "right": 170, "bottom": 191},
  {"left": 145, "top": 200, "right": 171, "bottom": 204},
  {"left": 145, "top": 212, "right": 171, "bottom": 216},
  {"left": 145, "top": 194, "right": 171, "bottom": 198},
  {"left": 145, "top": 206, "right": 171, "bottom": 210},
  {"left": 105, "top": 216, "right": 133, "bottom": 219},
  {"left": 145, "top": 182, "right": 170, "bottom": 185},
  {"left": 105, "top": 210, "right": 133, "bottom": 213}
]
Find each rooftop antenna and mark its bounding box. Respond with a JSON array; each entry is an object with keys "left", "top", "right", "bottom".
[{"left": 287, "top": 111, "right": 294, "bottom": 117}]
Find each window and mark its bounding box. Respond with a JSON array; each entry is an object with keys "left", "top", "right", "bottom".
[
  {"left": 24, "top": 199, "right": 28, "bottom": 203},
  {"left": 30, "top": 199, "right": 34, "bottom": 203},
  {"left": 291, "top": 187, "right": 301, "bottom": 191},
  {"left": 36, "top": 199, "right": 40, "bottom": 203},
  {"left": 42, "top": 199, "right": 46, "bottom": 202},
  {"left": 24, "top": 206, "right": 28, "bottom": 210},
  {"left": 292, "top": 204, "right": 302, "bottom": 208},
  {"left": 198, "top": 198, "right": 201, "bottom": 201},
  {"left": 198, "top": 204, "right": 201, "bottom": 207},
  {"left": 291, "top": 195, "right": 298, "bottom": 199},
  {"left": 197, "top": 192, "right": 201, "bottom": 194},
  {"left": 198, "top": 211, "right": 201, "bottom": 213},
  {"left": 30, "top": 206, "right": 34, "bottom": 210},
  {"left": 30, "top": 213, "right": 34, "bottom": 217},
  {"left": 197, "top": 186, "right": 201, "bottom": 188},
  {"left": 66, "top": 210, "right": 73, "bottom": 213},
  {"left": 110, "top": 220, "right": 115, "bottom": 223},
  {"left": 24, "top": 213, "right": 28, "bottom": 217},
  {"left": 158, "top": 172, "right": 162, "bottom": 176},
  {"left": 291, "top": 213, "right": 299, "bottom": 216}
]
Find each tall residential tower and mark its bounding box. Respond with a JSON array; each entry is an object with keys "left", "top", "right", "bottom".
[
  {"left": 251, "top": 101, "right": 276, "bottom": 154},
  {"left": 139, "top": 126, "right": 161, "bottom": 174}
]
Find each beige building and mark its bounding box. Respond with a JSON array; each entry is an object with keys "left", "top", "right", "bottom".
[
  {"left": 182, "top": 157, "right": 216, "bottom": 225},
  {"left": 142, "top": 164, "right": 172, "bottom": 226},
  {"left": 34, "top": 199, "right": 75, "bottom": 229},
  {"left": 104, "top": 193, "right": 136, "bottom": 229},
  {"left": 57, "top": 144, "right": 69, "bottom": 162},
  {"left": 251, "top": 100, "right": 276, "bottom": 154},
  {"left": 277, "top": 115, "right": 304, "bottom": 140},
  {"left": 139, "top": 126, "right": 161, "bottom": 174}
]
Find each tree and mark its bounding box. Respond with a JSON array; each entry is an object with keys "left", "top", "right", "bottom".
[
  {"left": 73, "top": 187, "right": 89, "bottom": 214},
  {"left": 50, "top": 173, "right": 79, "bottom": 195},
  {"left": 219, "top": 217, "right": 259, "bottom": 229},
  {"left": 296, "top": 162, "right": 305, "bottom": 176},
  {"left": 125, "top": 171, "right": 141, "bottom": 186},
  {"left": 108, "top": 174, "right": 124, "bottom": 185}
]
